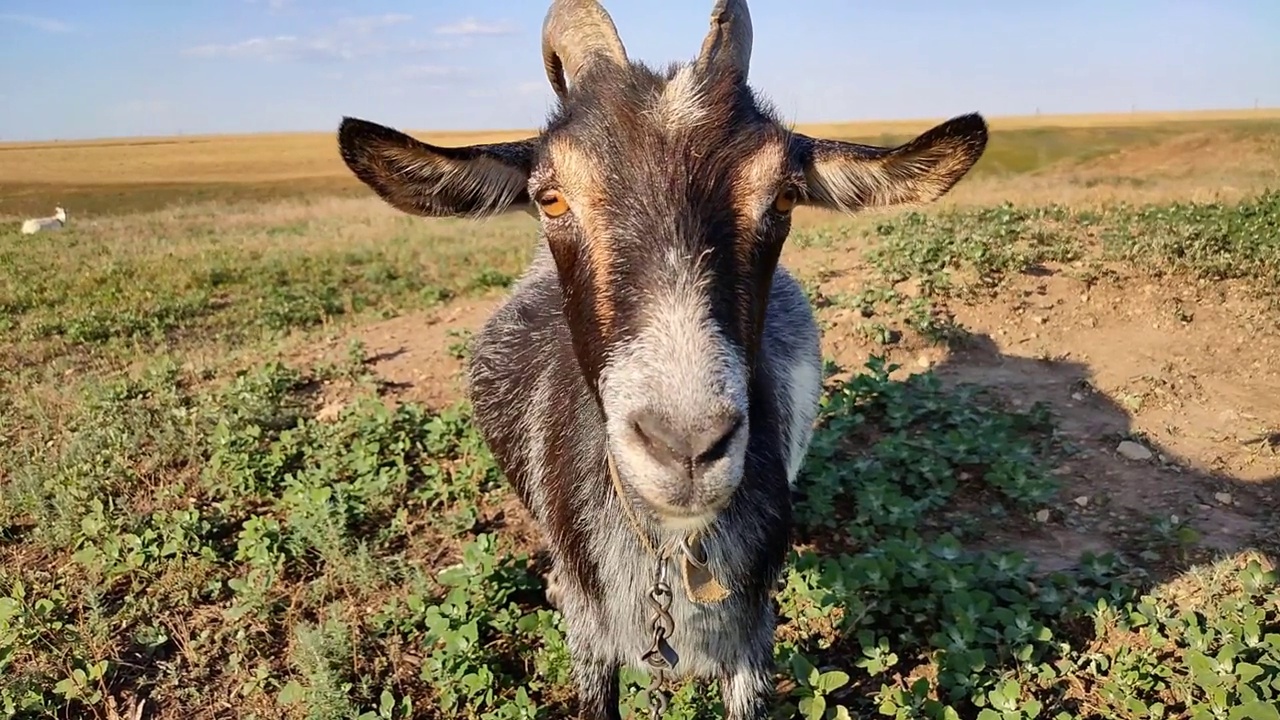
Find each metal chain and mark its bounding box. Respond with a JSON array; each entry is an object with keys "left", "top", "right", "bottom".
[
  {"left": 639, "top": 555, "right": 677, "bottom": 719},
  {"left": 608, "top": 454, "right": 728, "bottom": 719}
]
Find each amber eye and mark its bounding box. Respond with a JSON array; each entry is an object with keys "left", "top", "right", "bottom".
[
  {"left": 773, "top": 186, "right": 799, "bottom": 214},
  {"left": 536, "top": 189, "right": 571, "bottom": 218}
]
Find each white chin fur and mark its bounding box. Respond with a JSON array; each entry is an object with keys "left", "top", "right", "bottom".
[{"left": 657, "top": 511, "right": 719, "bottom": 533}]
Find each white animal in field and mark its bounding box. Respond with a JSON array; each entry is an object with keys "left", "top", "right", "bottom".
[{"left": 20, "top": 206, "right": 68, "bottom": 235}]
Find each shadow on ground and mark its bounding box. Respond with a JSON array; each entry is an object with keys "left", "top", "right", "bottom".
[
  {"left": 772, "top": 329, "right": 1279, "bottom": 717},
  {"left": 935, "top": 332, "right": 1278, "bottom": 582}
]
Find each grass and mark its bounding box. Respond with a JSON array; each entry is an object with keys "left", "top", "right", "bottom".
[
  {"left": 0, "top": 199, "right": 533, "bottom": 377},
  {"left": 798, "top": 191, "right": 1280, "bottom": 352},
  {"left": 1, "top": 113, "right": 1279, "bottom": 719}
]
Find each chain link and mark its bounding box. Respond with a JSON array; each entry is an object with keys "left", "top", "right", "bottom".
[{"left": 639, "top": 556, "right": 677, "bottom": 719}]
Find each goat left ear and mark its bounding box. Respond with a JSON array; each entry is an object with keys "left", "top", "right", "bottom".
[
  {"left": 795, "top": 113, "right": 988, "bottom": 212},
  {"left": 338, "top": 116, "right": 537, "bottom": 219}
]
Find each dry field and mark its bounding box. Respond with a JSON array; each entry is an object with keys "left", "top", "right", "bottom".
[{"left": 1, "top": 109, "right": 1279, "bottom": 720}]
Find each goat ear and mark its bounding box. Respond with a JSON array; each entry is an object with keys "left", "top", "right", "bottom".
[
  {"left": 338, "top": 117, "right": 537, "bottom": 219},
  {"left": 795, "top": 113, "right": 988, "bottom": 212}
]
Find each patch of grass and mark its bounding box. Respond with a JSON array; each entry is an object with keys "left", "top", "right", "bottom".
[
  {"left": 3, "top": 354, "right": 1277, "bottom": 718},
  {"left": 0, "top": 178, "right": 372, "bottom": 219},
  {"left": 826, "top": 119, "right": 1280, "bottom": 179},
  {"left": 865, "top": 203, "right": 1085, "bottom": 298},
  {"left": 0, "top": 202, "right": 536, "bottom": 369},
  {"left": 826, "top": 189, "right": 1280, "bottom": 349},
  {"left": 1100, "top": 190, "right": 1280, "bottom": 285},
  {"left": 0, "top": 356, "right": 544, "bottom": 719},
  {"left": 863, "top": 190, "right": 1280, "bottom": 296}
]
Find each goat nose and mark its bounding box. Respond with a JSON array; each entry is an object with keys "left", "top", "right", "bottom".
[{"left": 630, "top": 408, "right": 743, "bottom": 473}]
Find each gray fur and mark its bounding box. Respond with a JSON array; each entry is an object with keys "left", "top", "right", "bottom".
[{"left": 468, "top": 247, "right": 820, "bottom": 718}]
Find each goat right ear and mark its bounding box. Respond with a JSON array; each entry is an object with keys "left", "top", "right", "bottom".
[
  {"left": 795, "top": 113, "right": 988, "bottom": 213},
  {"left": 338, "top": 117, "right": 538, "bottom": 219}
]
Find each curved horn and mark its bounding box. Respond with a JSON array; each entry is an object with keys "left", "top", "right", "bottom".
[
  {"left": 541, "top": 0, "right": 628, "bottom": 98},
  {"left": 695, "top": 0, "right": 753, "bottom": 77}
]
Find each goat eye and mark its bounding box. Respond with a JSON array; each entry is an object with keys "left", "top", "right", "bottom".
[
  {"left": 773, "top": 187, "right": 799, "bottom": 214},
  {"left": 536, "top": 189, "right": 571, "bottom": 218}
]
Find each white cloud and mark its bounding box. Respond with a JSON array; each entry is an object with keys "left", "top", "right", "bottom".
[
  {"left": 362, "top": 65, "right": 471, "bottom": 96},
  {"left": 400, "top": 65, "right": 466, "bottom": 81},
  {"left": 516, "top": 81, "right": 546, "bottom": 96},
  {"left": 184, "top": 35, "right": 363, "bottom": 63},
  {"left": 434, "top": 18, "right": 515, "bottom": 36},
  {"left": 406, "top": 37, "right": 472, "bottom": 53},
  {"left": 0, "top": 14, "right": 71, "bottom": 33},
  {"left": 184, "top": 14, "right": 429, "bottom": 63},
  {"left": 337, "top": 13, "right": 413, "bottom": 34},
  {"left": 245, "top": 0, "right": 292, "bottom": 11}
]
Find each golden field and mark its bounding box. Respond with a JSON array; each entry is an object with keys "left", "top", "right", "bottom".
[{"left": 3, "top": 107, "right": 1279, "bottom": 217}]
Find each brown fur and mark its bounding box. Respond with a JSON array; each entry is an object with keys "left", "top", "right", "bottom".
[{"left": 543, "top": 136, "right": 617, "bottom": 333}]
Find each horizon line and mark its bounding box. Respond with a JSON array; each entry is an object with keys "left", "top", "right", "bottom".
[{"left": 3, "top": 105, "right": 1278, "bottom": 148}]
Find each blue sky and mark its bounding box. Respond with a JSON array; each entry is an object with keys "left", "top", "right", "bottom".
[{"left": 1, "top": 1, "right": 1277, "bottom": 141}]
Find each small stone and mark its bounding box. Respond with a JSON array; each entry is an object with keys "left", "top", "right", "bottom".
[
  {"left": 1116, "top": 441, "right": 1153, "bottom": 461},
  {"left": 1074, "top": 495, "right": 1090, "bottom": 507},
  {"left": 917, "top": 355, "right": 931, "bottom": 368},
  {"left": 1034, "top": 315, "right": 1049, "bottom": 324},
  {"left": 316, "top": 402, "right": 345, "bottom": 422},
  {"left": 1035, "top": 509, "right": 1051, "bottom": 523},
  {"left": 1214, "top": 492, "right": 1233, "bottom": 505},
  {"left": 1071, "top": 392, "right": 1085, "bottom": 401}
]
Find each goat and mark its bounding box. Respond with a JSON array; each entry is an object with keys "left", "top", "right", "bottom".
[
  {"left": 20, "top": 206, "right": 68, "bottom": 235},
  {"left": 336, "top": 1, "right": 988, "bottom": 716}
]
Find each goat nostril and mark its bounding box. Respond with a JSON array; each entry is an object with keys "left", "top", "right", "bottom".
[
  {"left": 630, "top": 410, "right": 685, "bottom": 465},
  {"left": 693, "top": 411, "right": 743, "bottom": 465},
  {"left": 629, "top": 409, "right": 743, "bottom": 470}
]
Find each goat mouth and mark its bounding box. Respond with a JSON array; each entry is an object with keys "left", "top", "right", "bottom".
[
  {"left": 607, "top": 451, "right": 737, "bottom": 523},
  {"left": 631, "top": 489, "right": 733, "bottom": 523}
]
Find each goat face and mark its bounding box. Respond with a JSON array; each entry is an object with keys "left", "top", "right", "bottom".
[{"left": 337, "top": 0, "right": 989, "bottom": 527}]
